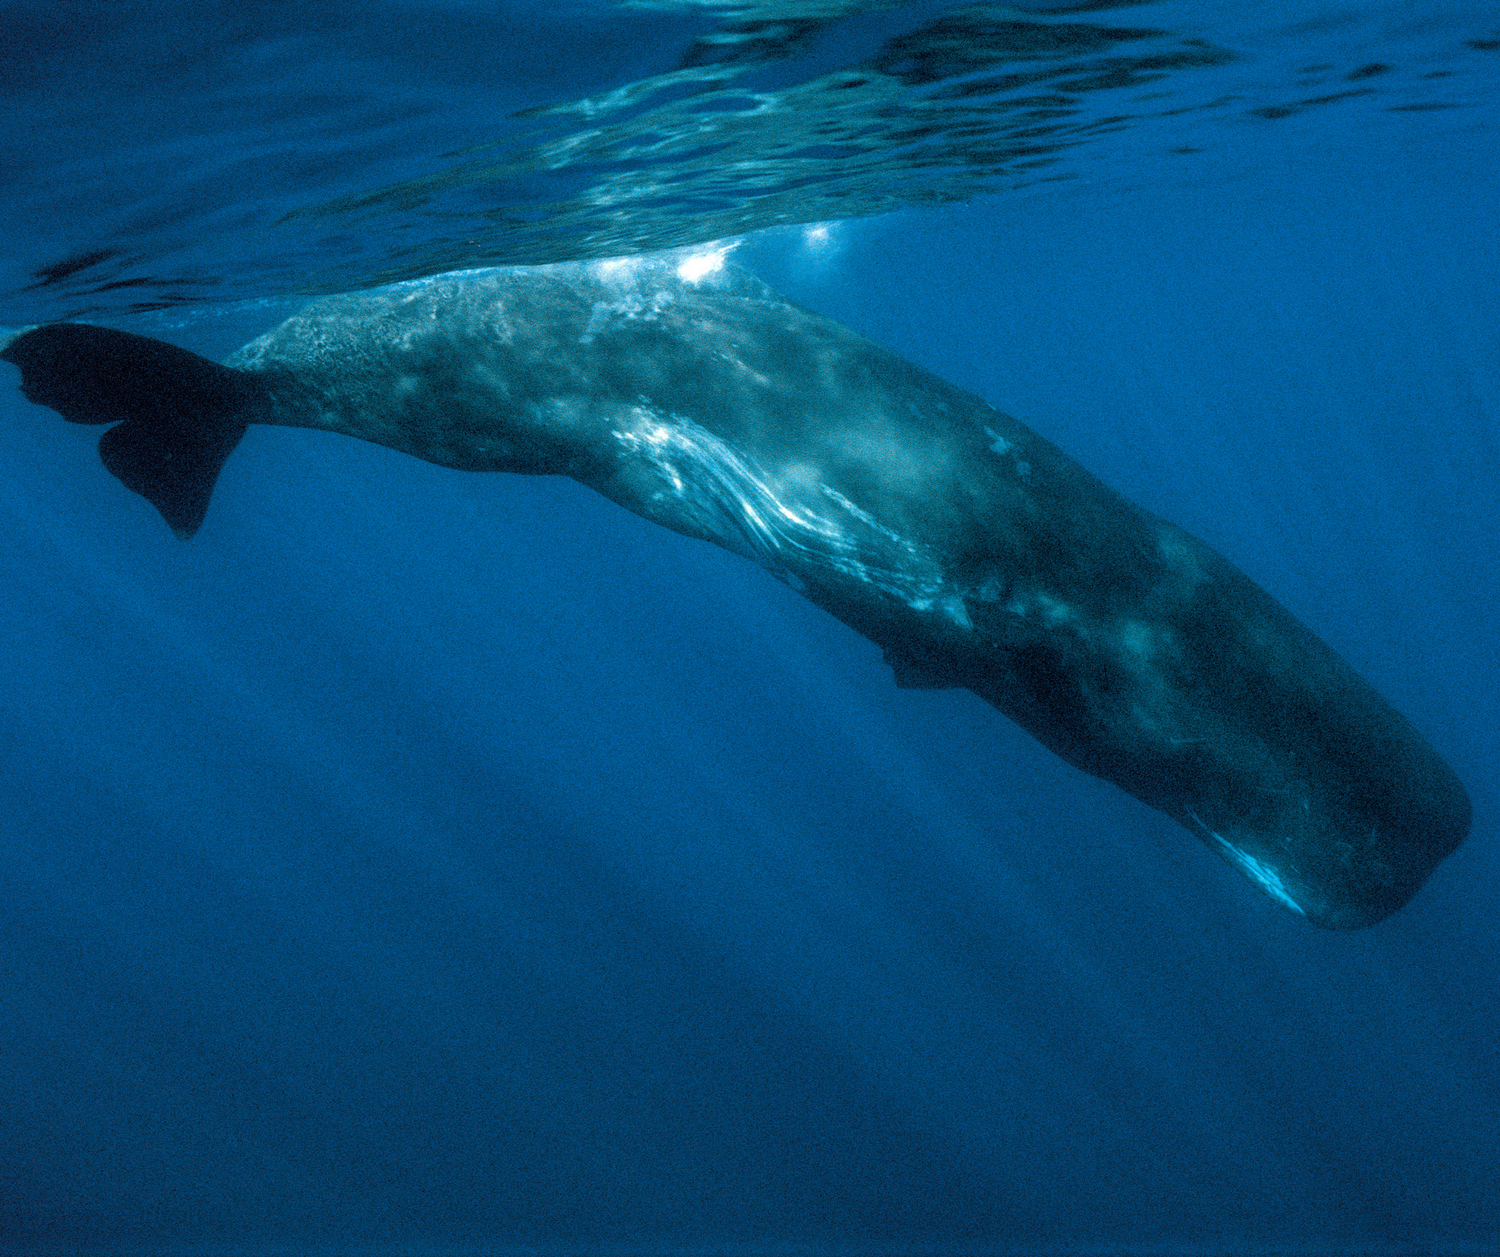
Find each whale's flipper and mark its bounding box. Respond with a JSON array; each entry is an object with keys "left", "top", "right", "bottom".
[{"left": 1, "top": 324, "right": 254, "bottom": 538}]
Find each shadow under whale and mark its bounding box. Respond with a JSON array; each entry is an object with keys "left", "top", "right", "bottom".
[{"left": 1, "top": 252, "right": 1471, "bottom": 928}]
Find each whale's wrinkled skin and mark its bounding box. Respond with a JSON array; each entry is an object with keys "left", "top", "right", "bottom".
[{"left": 1, "top": 253, "right": 1471, "bottom": 927}]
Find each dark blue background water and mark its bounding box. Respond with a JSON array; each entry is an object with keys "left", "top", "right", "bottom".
[{"left": 1, "top": 2, "right": 1497, "bottom": 1253}]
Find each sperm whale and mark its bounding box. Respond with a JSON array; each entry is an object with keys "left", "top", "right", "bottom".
[{"left": 1, "top": 251, "right": 1470, "bottom": 927}]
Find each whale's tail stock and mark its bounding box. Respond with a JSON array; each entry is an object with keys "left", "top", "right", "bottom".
[{"left": 2, "top": 323, "right": 253, "bottom": 538}]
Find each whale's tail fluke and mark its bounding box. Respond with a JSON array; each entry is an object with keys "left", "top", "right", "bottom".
[{"left": 2, "top": 323, "right": 253, "bottom": 538}]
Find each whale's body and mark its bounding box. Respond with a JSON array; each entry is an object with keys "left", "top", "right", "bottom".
[{"left": 1, "top": 254, "right": 1470, "bottom": 927}]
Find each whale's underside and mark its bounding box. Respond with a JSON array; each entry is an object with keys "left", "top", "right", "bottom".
[{"left": 1, "top": 255, "right": 1471, "bottom": 928}]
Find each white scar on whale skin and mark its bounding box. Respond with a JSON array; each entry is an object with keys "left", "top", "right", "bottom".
[
  {"left": 1190, "top": 811, "right": 1307, "bottom": 916},
  {"left": 611, "top": 407, "right": 972, "bottom": 628}
]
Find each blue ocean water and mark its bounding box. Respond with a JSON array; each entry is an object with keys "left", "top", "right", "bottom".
[{"left": 1, "top": 1, "right": 1497, "bottom": 1253}]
